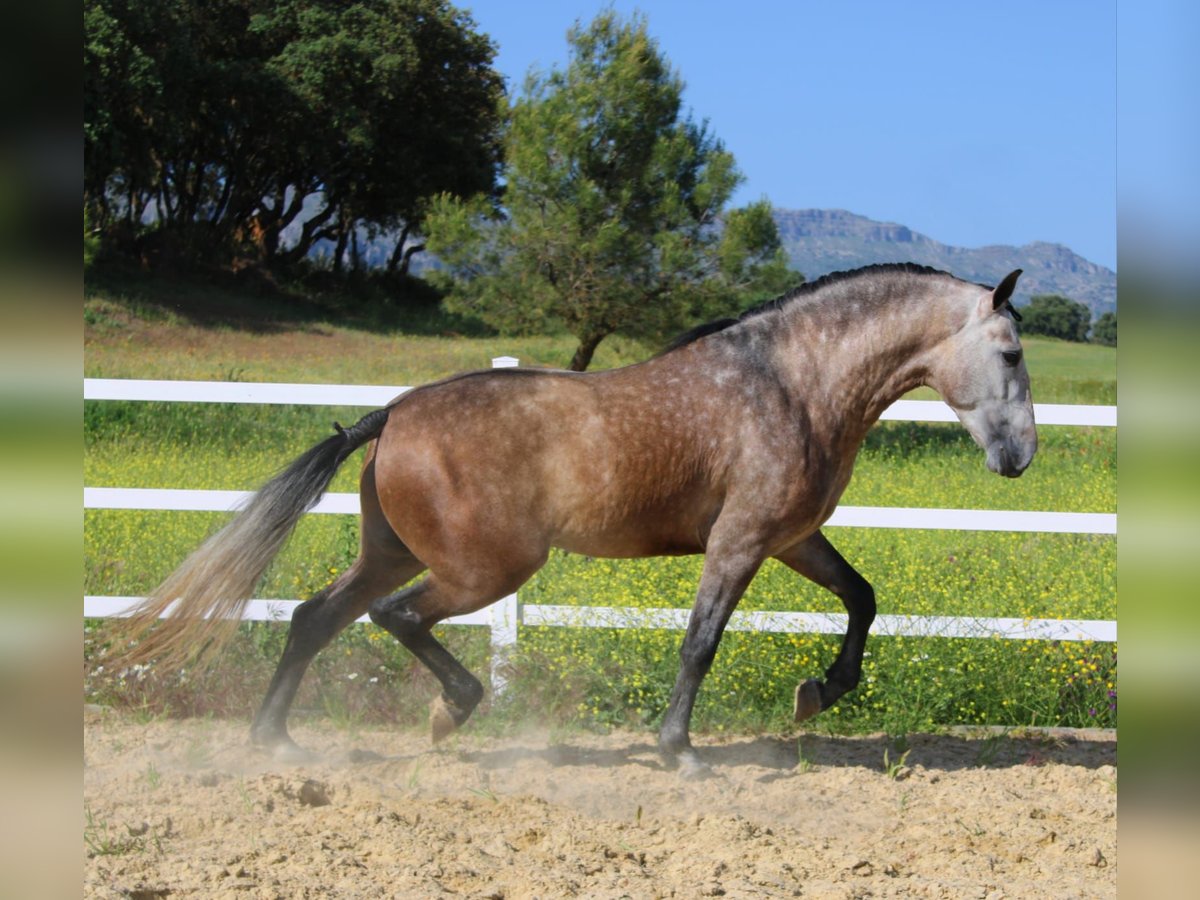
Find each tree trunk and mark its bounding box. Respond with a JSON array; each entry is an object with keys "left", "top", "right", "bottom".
[
  {"left": 568, "top": 331, "right": 609, "bottom": 372},
  {"left": 331, "top": 203, "right": 358, "bottom": 274},
  {"left": 386, "top": 223, "right": 411, "bottom": 275},
  {"left": 253, "top": 187, "right": 306, "bottom": 263},
  {"left": 399, "top": 242, "right": 425, "bottom": 276},
  {"left": 332, "top": 226, "right": 348, "bottom": 275},
  {"left": 280, "top": 200, "right": 337, "bottom": 265}
]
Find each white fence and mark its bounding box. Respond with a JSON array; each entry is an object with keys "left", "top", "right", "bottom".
[
  {"left": 83, "top": 376, "right": 1118, "bottom": 427},
  {"left": 84, "top": 360, "right": 1118, "bottom": 685}
]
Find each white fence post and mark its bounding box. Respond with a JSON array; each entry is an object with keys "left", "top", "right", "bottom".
[
  {"left": 489, "top": 592, "right": 523, "bottom": 697},
  {"left": 488, "top": 354, "right": 522, "bottom": 695}
]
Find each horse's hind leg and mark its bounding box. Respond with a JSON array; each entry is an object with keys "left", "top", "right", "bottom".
[
  {"left": 369, "top": 561, "right": 541, "bottom": 743},
  {"left": 251, "top": 448, "right": 425, "bottom": 759},
  {"left": 774, "top": 531, "right": 876, "bottom": 721},
  {"left": 250, "top": 551, "right": 424, "bottom": 759}
]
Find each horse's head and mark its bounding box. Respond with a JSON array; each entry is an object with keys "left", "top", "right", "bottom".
[{"left": 930, "top": 269, "right": 1037, "bottom": 477}]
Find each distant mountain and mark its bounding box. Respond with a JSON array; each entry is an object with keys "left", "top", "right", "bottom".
[{"left": 773, "top": 209, "right": 1115, "bottom": 316}]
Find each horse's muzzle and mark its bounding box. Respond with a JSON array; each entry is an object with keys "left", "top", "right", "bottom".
[{"left": 986, "top": 441, "right": 1033, "bottom": 478}]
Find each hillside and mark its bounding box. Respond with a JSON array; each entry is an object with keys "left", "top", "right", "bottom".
[
  {"left": 299, "top": 205, "right": 1115, "bottom": 317},
  {"left": 773, "top": 208, "right": 1116, "bottom": 316}
]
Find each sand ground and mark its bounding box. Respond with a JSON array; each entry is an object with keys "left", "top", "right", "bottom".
[{"left": 84, "top": 710, "right": 1116, "bottom": 898}]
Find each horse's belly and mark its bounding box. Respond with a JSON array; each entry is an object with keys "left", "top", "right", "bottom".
[
  {"left": 554, "top": 528, "right": 702, "bottom": 559},
  {"left": 550, "top": 498, "right": 709, "bottom": 559}
]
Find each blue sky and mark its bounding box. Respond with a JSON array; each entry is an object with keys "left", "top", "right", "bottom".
[{"left": 460, "top": 0, "right": 1117, "bottom": 270}]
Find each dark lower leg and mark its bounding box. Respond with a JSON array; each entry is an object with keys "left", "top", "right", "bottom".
[
  {"left": 251, "top": 558, "right": 420, "bottom": 749},
  {"left": 399, "top": 627, "right": 484, "bottom": 726},
  {"left": 659, "top": 558, "right": 759, "bottom": 768},
  {"left": 368, "top": 581, "right": 485, "bottom": 738},
  {"left": 660, "top": 672, "right": 710, "bottom": 767},
  {"left": 820, "top": 597, "right": 874, "bottom": 706},
  {"left": 776, "top": 532, "right": 875, "bottom": 719},
  {"left": 251, "top": 586, "right": 384, "bottom": 749},
  {"left": 660, "top": 613, "right": 727, "bottom": 761},
  {"left": 251, "top": 652, "right": 314, "bottom": 748},
  {"left": 251, "top": 591, "right": 338, "bottom": 748}
]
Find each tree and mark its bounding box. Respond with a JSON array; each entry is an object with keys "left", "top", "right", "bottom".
[
  {"left": 84, "top": 0, "right": 505, "bottom": 271},
  {"left": 1091, "top": 311, "right": 1116, "bottom": 346},
  {"left": 1018, "top": 294, "right": 1092, "bottom": 343},
  {"left": 424, "top": 11, "right": 795, "bottom": 370},
  {"left": 256, "top": 0, "right": 505, "bottom": 270}
]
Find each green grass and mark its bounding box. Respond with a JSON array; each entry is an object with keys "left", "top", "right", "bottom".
[
  {"left": 84, "top": 263, "right": 650, "bottom": 383},
  {"left": 1020, "top": 336, "right": 1117, "bottom": 404},
  {"left": 83, "top": 269, "right": 1117, "bottom": 737}
]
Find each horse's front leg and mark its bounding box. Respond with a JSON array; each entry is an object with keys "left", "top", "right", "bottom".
[
  {"left": 774, "top": 530, "right": 876, "bottom": 721},
  {"left": 659, "top": 542, "right": 762, "bottom": 778}
]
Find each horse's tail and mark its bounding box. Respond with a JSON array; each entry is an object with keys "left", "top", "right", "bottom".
[{"left": 111, "top": 407, "right": 392, "bottom": 672}]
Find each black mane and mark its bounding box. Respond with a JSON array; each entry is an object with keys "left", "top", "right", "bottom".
[{"left": 660, "top": 262, "right": 954, "bottom": 355}]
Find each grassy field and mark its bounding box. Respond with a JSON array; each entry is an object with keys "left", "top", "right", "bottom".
[
  {"left": 84, "top": 269, "right": 1117, "bottom": 738},
  {"left": 84, "top": 264, "right": 1115, "bottom": 403}
]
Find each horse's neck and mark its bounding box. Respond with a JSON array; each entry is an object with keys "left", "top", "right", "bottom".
[{"left": 772, "top": 282, "right": 965, "bottom": 441}]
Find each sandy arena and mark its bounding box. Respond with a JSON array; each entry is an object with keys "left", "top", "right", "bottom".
[{"left": 84, "top": 709, "right": 1115, "bottom": 898}]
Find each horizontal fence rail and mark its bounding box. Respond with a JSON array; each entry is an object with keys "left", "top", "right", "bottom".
[
  {"left": 84, "top": 377, "right": 1116, "bottom": 426},
  {"left": 84, "top": 369, "right": 1117, "bottom": 686},
  {"left": 84, "top": 378, "right": 411, "bottom": 408},
  {"left": 84, "top": 595, "right": 1117, "bottom": 644},
  {"left": 83, "top": 487, "right": 1117, "bottom": 535}
]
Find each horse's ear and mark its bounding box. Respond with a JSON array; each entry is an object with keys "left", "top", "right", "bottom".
[{"left": 992, "top": 269, "right": 1022, "bottom": 312}]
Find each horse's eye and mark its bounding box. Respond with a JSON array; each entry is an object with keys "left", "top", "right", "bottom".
[{"left": 1002, "top": 349, "right": 1022, "bottom": 367}]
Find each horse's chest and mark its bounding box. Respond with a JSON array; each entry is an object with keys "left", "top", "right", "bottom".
[{"left": 751, "top": 455, "right": 856, "bottom": 537}]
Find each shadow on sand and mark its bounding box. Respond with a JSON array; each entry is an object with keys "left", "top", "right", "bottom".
[{"left": 456, "top": 727, "right": 1115, "bottom": 776}]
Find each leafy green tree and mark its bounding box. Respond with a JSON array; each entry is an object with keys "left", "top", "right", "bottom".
[
  {"left": 1018, "top": 294, "right": 1092, "bottom": 343},
  {"left": 1091, "top": 311, "right": 1116, "bottom": 346},
  {"left": 256, "top": 0, "right": 505, "bottom": 270},
  {"left": 424, "top": 11, "right": 795, "bottom": 370},
  {"left": 84, "top": 0, "right": 504, "bottom": 271}
]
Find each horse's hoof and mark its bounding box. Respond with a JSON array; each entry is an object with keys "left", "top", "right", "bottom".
[
  {"left": 275, "top": 741, "right": 318, "bottom": 764},
  {"left": 676, "top": 752, "right": 715, "bottom": 781},
  {"left": 254, "top": 735, "right": 316, "bottom": 764},
  {"left": 429, "top": 695, "right": 459, "bottom": 744},
  {"left": 793, "top": 679, "right": 824, "bottom": 723}
]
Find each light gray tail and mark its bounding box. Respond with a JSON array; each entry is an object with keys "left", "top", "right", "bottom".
[{"left": 112, "top": 407, "right": 391, "bottom": 671}]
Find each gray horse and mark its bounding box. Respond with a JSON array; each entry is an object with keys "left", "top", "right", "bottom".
[{"left": 118, "top": 263, "right": 1035, "bottom": 777}]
